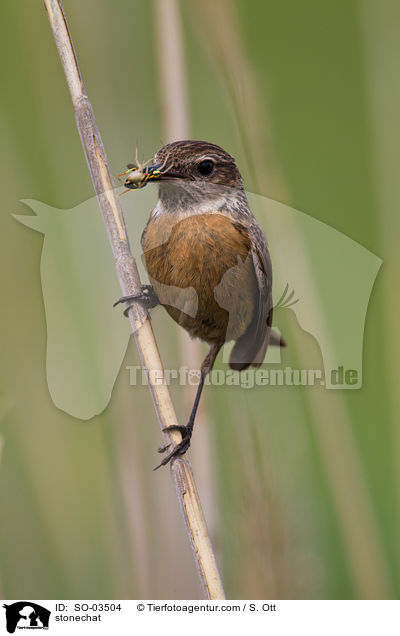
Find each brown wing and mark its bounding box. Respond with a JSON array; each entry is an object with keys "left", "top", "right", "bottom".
[{"left": 229, "top": 223, "right": 273, "bottom": 370}]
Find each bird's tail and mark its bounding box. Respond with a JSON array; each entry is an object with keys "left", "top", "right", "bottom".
[{"left": 269, "top": 329, "right": 287, "bottom": 348}]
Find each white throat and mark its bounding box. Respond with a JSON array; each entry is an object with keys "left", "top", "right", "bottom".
[{"left": 152, "top": 182, "right": 245, "bottom": 219}]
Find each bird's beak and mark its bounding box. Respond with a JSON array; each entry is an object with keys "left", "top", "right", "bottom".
[{"left": 123, "top": 163, "right": 177, "bottom": 190}]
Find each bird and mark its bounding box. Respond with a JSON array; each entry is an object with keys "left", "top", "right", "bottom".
[{"left": 115, "top": 140, "right": 285, "bottom": 467}]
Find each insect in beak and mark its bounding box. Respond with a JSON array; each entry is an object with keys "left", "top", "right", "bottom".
[{"left": 115, "top": 163, "right": 172, "bottom": 192}]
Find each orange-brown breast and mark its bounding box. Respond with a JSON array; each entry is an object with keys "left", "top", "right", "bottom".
[{"left": 142, "top": 212, "right": 258, "bottom": 344}]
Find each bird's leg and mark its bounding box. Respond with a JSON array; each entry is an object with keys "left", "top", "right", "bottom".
[
  {"left": 113, "top": 284, "right": 159, "bottom": 316},
  {"left": 155, "top": 343, "right": 222, "bottom": 469}
]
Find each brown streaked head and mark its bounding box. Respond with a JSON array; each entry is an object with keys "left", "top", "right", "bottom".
[
  {"left": 124, "top": 140, "right": 243, "bottom": 191},
  {"left": 154, "top": 140, "right": 243, "bottom": 188}
]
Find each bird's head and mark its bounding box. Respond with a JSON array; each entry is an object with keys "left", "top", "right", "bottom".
[{"left": 123, "top": 140, "right": 244, "bottom": 212}]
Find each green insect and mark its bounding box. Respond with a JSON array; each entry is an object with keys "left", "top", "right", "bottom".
[
  {"left": 115, "top": 147, "right": 165, "bottom": 193},
  {"left": 115, "top": 146, "right": 172, "bottom": 195}
]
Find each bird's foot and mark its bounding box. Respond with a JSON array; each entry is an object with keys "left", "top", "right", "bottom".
[
  {"left": 154, "top": 424, "right": 193, "bottom": 470},
  {"left": 113, "top": 284, "right": 159, "bottom": 316}
]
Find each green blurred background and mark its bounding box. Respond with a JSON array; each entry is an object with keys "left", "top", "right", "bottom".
[{"left": 0, "top": 0, "right": 399, "bottom": 599}]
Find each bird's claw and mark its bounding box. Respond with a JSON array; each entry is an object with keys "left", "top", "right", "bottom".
[
  {"left": 113, "top": 284, "right": 160, "bottom": 316},
  {"left": 154, "top": 425, "right": 193, "bottom": 470}
]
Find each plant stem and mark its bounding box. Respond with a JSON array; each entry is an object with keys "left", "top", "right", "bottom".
[{"left": 43, "top": 0, "right": 225, "bottom": 600}]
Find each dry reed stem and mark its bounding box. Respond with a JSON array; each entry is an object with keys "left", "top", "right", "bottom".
[{"left": 43, "top": 0, "right": 225, "bottom": 600}]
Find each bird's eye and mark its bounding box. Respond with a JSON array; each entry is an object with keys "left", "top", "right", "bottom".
[{"left": 197, "top": 159, "right": 215, "bottom": 177}]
